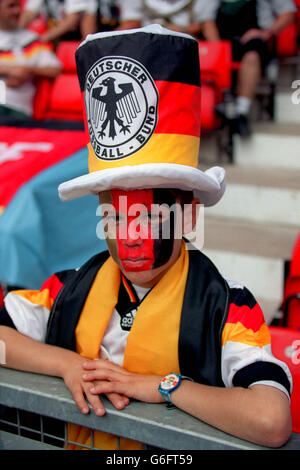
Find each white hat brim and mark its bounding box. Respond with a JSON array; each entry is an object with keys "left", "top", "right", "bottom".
[{"left": 58, "top": 163, "right": 226, "bottom": 207}]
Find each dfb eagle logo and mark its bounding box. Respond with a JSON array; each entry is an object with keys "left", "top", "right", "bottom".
[
  {"left": 85, "top": 56, "right": 158, "bottom": 161},
  {"left": 91, "top": 77, "right": 140, "bottom": 140}
]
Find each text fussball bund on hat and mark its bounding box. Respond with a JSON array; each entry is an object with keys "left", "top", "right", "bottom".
[{"left": 58, "top": 24, "right": 226, "bottom": 207}]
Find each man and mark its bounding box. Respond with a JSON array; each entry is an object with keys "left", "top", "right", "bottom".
[
  {"left": 19, "top": 0, "right": 95, "bottom": 42},
  {"left": 118, "top": 0, "right": 220, "bottom": 40},
  {"left": 0, "top": 25, "right": 292, "bottom": 450},
  {"left": 0, "top": 0, "right": 61, "bottom": 119},
  {"left": 216, "top": 0, "right": 296, "bottom": 136},
  {"left": 79, "top": 0, "right": 120, "bottom": 35}
]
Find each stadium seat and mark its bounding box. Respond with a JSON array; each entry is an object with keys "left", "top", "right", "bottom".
[
  {"left": 269, "top": 326, "right": 300, "bottom": 433},
  {"left": 55, "top": 40, "right": 79, "bottom": 72},
  {"left": 34, "top": 41, "right": 83, "bottom": 121},
  {"left": 0, "top": 286, "right": 3, "bottom": 309},
  {"left": 281, "top": 234, "right": 300, "bottom": 330},
  {"left": 294, "top": 0, "right": 300, "bottom": 32},
  {"left": 33, "top": 78, "right": 52, "bottom": 120},
  {"left": 276, "top": 21, "right": 298, "bottom": 57},
  {"left": 198, "top": 40, "right": 232, "bottom": 95},
  {"left": 198, "top": 41, "right": 234, "bottom": 160}
]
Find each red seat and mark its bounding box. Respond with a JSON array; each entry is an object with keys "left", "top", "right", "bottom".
[
  {"left": 46, "top": 73, "right": 82, "bottom": 120},
  {"left": 33, "top": 41, "right": 83, "bottom": 121},
  {"left": 294, "top": 0, "right": 300, "bottom": 33},
  {"left": 282, "top": 234, "right": 300, "bottom": 330},
  {"left": 198, "top": 40, "right": 232, "bottom": 92},
  {"left": 269, "top": 326, "right": 300, "bottom": 433},
  {"left": 276, "top": 22, "right": 298, "bottom": 57},
  {"left": 55, "top": 40, "right": 80, "bottom": 72},
  {"left": 0, "top": 285, "right": 4, "bottom": 309},
  {"left": 200, "top": 83, "right": 217, "bottom": 131},
  {"left": 198, "top": 41, "right": 232, "bottom": 133}
]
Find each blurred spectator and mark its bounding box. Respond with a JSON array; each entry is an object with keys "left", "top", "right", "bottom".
[
  {"left": 216, "top": 0, "right": 296, "bottom": 136},
  {"left": 80, "top": 0, "right": 120, "bottom": 35},
  {"left": 118, "top": 0, "right": 220, "bottom": 40},
  {"left": 19, "top": 0, "right": 96, "bottom": 42},
  {"left": 0, "top": 0, "right": 61, "bottom": 120}
]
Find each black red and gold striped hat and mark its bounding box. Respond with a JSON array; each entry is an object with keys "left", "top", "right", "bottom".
[{"left": 58, "top": 24, "right": 226, "bottom": 206}]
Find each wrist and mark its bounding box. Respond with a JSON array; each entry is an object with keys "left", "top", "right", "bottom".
[
  {"left": 158, "top": 373, "right": 193, "bottom": 404},
  {"left": 56, "top": 348, "right": 85, "bottom": 378}
]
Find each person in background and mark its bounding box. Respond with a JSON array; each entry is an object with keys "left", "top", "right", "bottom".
[
  {"left": 216, "top": 0, "right": 296, "bottom": 136},
  {"left": 0, "top": 0, "right": 61, "bottom": 120},
  {"left": 0, "top": 25, "right": 293, "bottom": 450},
  {"left": 117, "top": 0, "right": 220, "bottom": 40},
  {"left": 80, "top": 0, "right": 120, "bottom": 36},
  {"left": 19, "top": 0, "right": 95, "bottom": 42}
]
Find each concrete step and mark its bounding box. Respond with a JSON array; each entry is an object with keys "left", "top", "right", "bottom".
[
  {"left": 275, "top": 91, "right": 300, "bottom": 124},
  {"left": 234, "top": 122, "right": 300, "bottom": 169},
  {"left": 189, "top": 217, "right": 299, "bottom": 324},
  {"left": 200, "top": 164, "right": 300, "bottom": 227}
]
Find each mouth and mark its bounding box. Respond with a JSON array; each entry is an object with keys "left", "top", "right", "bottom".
[{"left": 121, "top": 258, "right": 153, "bottom": 271}]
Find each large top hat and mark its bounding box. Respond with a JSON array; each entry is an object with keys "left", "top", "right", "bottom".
[{"left": 58, "top": 24, "right": 226, "bottom": 206}]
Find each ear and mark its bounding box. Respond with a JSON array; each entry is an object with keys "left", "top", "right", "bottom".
[{"left": 182, "top": 198, "right": 201, "bottom": 235}]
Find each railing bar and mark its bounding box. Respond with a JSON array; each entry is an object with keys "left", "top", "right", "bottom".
[
  {"left": 1, "top": 420, "right": 64, "bottom": 442},
  {"left": 90, "top": 429, "right": 94, "bottom": 450},
  {"left": 0, "top": 419, "right": 19, "bottom": 428},
  {"left": 66, "top": 438, "right": 96, "bottom": 449},
  {"left": 64, "top": 422, "right": 68, "bottom": 450},
  {"left": 16, "top": 409, "right": 21, "bottom": 436},
  {"left": 40, "top": 432, "right": 65, "bottom": 442},
  {"left": 40, "top": 415, "right": 44, "bottom": 442}
]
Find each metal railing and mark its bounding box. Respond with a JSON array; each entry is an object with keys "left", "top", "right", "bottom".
[{"left": 0, "top": 367, "right": 300, "bottom": 451}]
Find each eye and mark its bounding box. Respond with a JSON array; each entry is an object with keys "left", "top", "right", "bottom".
[{"left": 103, "top": 213, "right": 125, "bottom": 224}]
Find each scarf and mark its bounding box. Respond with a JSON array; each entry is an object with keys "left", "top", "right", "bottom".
[{"left": 67, "top": 241, "right": 189, "bottom": 449}]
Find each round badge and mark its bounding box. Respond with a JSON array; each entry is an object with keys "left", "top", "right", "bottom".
[
  {"left": 160, "top": 373, "right": 180, "bottom": 391},
  {"left": 85, "top": 56, "right": 158, "bottom": 161}
]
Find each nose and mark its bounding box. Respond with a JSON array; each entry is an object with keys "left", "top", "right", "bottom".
[{"left": 122, "top": 223, "right": 144, "bottom": 246}]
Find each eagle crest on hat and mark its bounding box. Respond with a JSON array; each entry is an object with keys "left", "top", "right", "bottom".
[{"left": 91, "top": 77, "right": 141, "bottom": 141}]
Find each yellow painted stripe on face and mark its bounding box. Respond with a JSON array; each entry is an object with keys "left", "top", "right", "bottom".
[
  {"left": 88, "top": 133, "right": 200, "bottom": 173},
  {"left": 0, "top": 206, "right": 4, "bottom": 216},
  {"left": 221, "top": 321, "right": 271, "bottom": 348}
]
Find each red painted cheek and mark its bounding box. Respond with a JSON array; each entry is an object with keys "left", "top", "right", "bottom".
[
  {"left": 116, "top": 221, "right": 155, "bottom": 272},
  {"left": 111, "top": 189, "right": 156, "bottom": 272}
]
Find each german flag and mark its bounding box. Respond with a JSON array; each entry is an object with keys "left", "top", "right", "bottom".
[
  {"left": 75, "top": 26, "right": 201, "bottom": 173},
  {"left": 58, "top": 25, "right": 225, "bottom": 208}
]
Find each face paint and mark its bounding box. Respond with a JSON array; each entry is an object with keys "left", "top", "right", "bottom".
[{"left": 105, "top": 189, "right": 177, "bottom": 272}]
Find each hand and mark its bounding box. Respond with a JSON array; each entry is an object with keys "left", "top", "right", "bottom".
[
  {"left": 82, "top": 359, "right": 165, "bottom": 404},
  {"left": 240, "top": 28, "right": 271, "bottom": 44},
  {"left": 40, "top": 31, "right": 52, "bottom": 43},
  {"left": 62, "top": 356, "right": 129, "bottom": 417},
  {"left": 5, "top": 66, "right": 32, "bottom": 87},
  {"left": 164, "top": 23, "right": 183, "bottom": 32}
]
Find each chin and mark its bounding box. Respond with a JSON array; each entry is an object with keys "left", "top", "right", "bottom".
[{"left": 121, "top": 267, "right": 162, "bottom": 287}]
